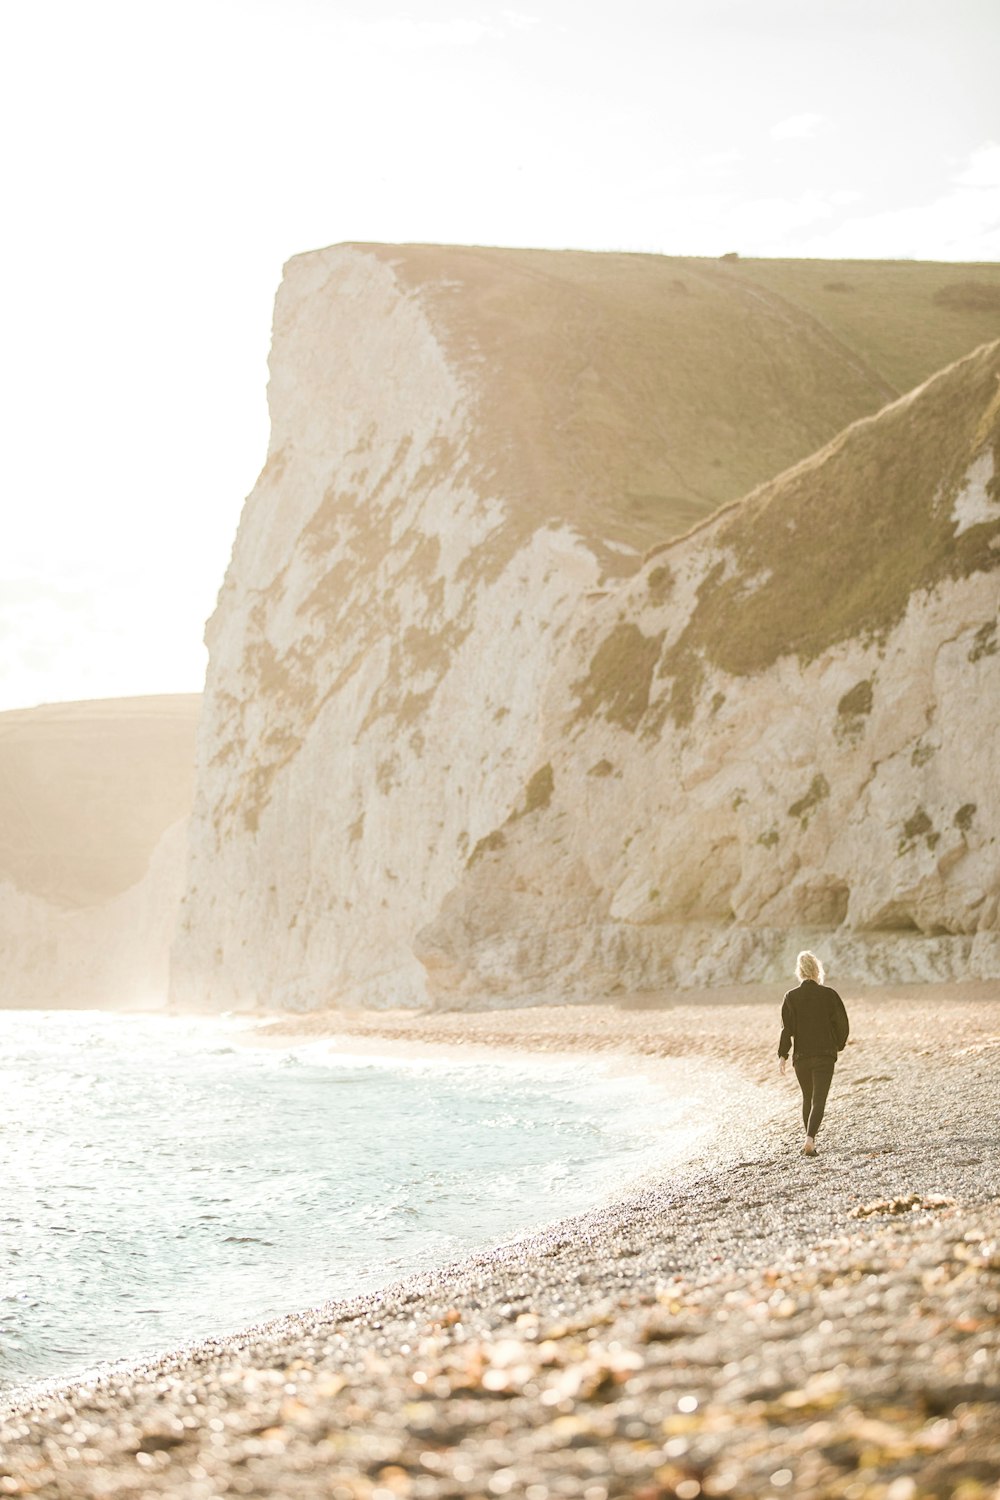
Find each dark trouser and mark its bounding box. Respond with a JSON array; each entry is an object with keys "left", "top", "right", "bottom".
[{"left": 793, "top": 1055, "right": 836, "bottom": 1137}]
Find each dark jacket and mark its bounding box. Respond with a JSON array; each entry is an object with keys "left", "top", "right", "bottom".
[{"left": 778, "top": 979, "right": 850, "bottom": 1062}]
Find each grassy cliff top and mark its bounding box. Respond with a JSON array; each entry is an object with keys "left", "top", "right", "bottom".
[
  {"left": 354, "top": 244, "right": 1000, "bottom": 554},
  {"left": 728, "top": 256, "right": 1000, "bottom": 396},
  {"left": 650, "top": 338, "right": 1000, "bottom": 725}
]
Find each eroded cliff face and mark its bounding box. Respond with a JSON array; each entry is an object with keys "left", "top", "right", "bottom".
[
  {"left": 420, "top": 342, "right": 1000, "bottom": 998},
  {"left": 172, "top": 248, "right": 615, "bottom": 1009},
  {"left": 0, "top": 695, "right": 199, "bottom": 1006},
  {"left": 173, "top": 241, "right": 1000, "bottom": 1010}
]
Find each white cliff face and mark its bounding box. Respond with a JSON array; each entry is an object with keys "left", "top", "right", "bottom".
[
  {"left": 0, "top": 696, "right": 198, "bottom": 1007},
  {"left": 171, "top": 248, "right": 605, "bottom": 1010},
  {"left": 0, "top": 818, "right": 189, "bottom": 1007},
  {"left": 174, "top": 238, "right": 1000, "bottom": 1010},
  {"left": 419, "top": 572, "right": 999, "bottom": 1002},
  {"left": 416, "top": 342, "right": 1000, "bottom": 1000}
]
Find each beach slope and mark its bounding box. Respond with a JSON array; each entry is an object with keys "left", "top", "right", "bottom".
[{"left": 4, "top": 987, "right": 999, "bottom": 1497}]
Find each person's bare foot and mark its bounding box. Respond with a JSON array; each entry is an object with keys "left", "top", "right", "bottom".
[{"left": 802, "top": 1137, "right": 817, "bottom": 1156}]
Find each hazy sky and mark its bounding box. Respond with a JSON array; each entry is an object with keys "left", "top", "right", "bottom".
[{"left": 2, "top": 0, "right": 998, "bottom": 712}]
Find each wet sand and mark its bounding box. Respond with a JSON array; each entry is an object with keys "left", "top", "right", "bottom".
[{"left": 3, "top": 982, "right": 1000, "bottom": 1498}]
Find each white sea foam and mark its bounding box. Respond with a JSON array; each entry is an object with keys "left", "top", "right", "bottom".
[{"left": 1, "top": 1011, "right": 709, "bottom": 1395}]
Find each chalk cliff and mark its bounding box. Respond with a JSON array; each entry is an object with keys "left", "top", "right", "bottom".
[
  {"left": 421, "top": 342, "right": 1000, "bottom": 999},
  {"left": 0, "top": 695, "right": 199, "bottom": 1007},
  {"left": 172, "top": 243, "right": 1000, "bottom": 1009}
]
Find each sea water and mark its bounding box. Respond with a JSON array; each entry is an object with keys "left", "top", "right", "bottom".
[{"left": 1, "top": 1011, "right": 703, "bottom": 1396}]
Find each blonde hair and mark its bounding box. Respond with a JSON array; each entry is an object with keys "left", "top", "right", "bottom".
[{"left": 796, "top": 950, "right": 825, "bottom": 984}]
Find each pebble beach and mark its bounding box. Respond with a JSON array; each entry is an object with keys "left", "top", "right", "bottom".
[{"left": 3, "top": 982, "right": 1000, "bottom": 1499}]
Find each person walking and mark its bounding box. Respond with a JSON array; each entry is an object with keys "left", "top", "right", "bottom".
[{"left": 777, "top": 951, "right": 850, "bottom": 1156}]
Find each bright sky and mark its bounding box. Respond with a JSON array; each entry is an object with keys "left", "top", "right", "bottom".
[{"left": 2, "top": 0, "right": 998, "bottom": 712}]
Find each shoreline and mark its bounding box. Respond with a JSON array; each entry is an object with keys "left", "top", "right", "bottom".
[
  {"left": 3, "top": 986, "right": 1000, "bottom": 1496},
  {"left": 4, "top": 1016, "right": 775, "bottom": 1413},
  {"left": 239, "top": 1009, "right": 786, "bottom": 1176}
]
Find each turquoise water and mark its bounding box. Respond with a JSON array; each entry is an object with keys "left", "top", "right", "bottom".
[{"left": 0, "top": 1012, "right": 698, "bottom": 1396}]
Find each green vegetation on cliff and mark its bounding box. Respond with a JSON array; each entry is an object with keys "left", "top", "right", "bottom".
[
  {"left": 729, "top": 257, "right": 1000, "bottom": 397},
  {"left": 650, "top": 338, "right": 1000, "bottom": 725},
  {"left": 372, "top": 244, "right": 1000, "bottom": 554}
]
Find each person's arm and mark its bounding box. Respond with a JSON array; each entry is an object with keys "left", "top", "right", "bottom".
[
  {"left": 833, "top": 992, "right": 850, "bottom": 1051},
  {"left": 778, "top": 995, "right": 794, "bottom": 1069}
]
